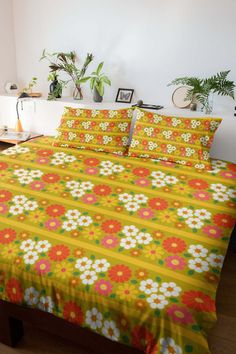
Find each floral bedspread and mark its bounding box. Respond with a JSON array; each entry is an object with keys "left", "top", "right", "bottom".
[{"left": 0, "top": 137, "right": 235, "bottom": 354}]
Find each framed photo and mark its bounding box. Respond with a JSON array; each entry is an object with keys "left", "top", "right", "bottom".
[{"left": 115, "top": 88, "right": 134, "bottom": 103}]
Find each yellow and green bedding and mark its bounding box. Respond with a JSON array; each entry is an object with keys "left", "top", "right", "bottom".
[{"left": 0, "top": 136, "right": 235, "bottom": 354}]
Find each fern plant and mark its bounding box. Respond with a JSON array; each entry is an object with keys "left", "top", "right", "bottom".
[{"left": 169, "top": 71, "right": 235, "bottom": 113}]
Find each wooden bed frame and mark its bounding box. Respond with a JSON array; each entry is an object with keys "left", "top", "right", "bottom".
[
  {"left": 0, "top": 226, "right": 235, "bottom": 353},
  {"left": 0, "top": 299, "right": 142, "bottom": 354}
]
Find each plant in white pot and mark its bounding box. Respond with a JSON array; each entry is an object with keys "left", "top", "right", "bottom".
[{"left": 90, "top": 62, "right": 111, "bottom": 102}]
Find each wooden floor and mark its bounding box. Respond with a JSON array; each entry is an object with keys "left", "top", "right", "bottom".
[{"left": 0, "top": 249, "right": 235, "bottom": 354}]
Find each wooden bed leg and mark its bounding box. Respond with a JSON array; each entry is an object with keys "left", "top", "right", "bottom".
[{"left": 0, "top": 301, "right": 24, "bottom": 347}]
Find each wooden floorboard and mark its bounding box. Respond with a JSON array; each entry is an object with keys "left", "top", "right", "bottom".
[{"left": 0, "top": 250, "right": 235, "bottom": 354}]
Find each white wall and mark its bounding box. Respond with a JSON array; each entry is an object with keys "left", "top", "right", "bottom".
[
  {"left": 12, "top": 0, "right": 236, "bottom": 109},
  {"left": 0, "top": 0, "right": 16, "bottom": 91}
]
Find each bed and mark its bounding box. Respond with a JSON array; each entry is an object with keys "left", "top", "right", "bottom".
[{"left": 0, "top": 136, "right": 235, "bottom": 354}]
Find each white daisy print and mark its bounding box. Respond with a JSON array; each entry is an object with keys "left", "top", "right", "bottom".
[
  {"left": 177, "top": 208, "right": 193, "bottom": 219},
  {"left": 80, "top": 181, "right": 94, "bottom": 190},
  {"left": 151, "top": 171, "right": 165, "bottom": 179},
  {"left": 75, "top": 257, "right": 93, "bottom": 271},
  {"left": 38, "top": 296, "right": 54, "bottom": 313},
  {"left": 24, "top": 287, "right": 39, "bottom": 306},
  {"left": 119, "top": 193, "right": 133, "bottom": 203},
  {"left": 136, "top": 232, "right": 153, "bottom": 245},
  {"left": 210, "top": 183, "right": 227, "bottom": 192},
  {"left": 125, "top": 201, "right": 140, "bottom": 212},
  {"left": 23, "top": 251, "right": 39, "bottom": 265},
  {"left": 102, "top": 320, "right": 120, "bottom": 341},
  {"left": 188, "top": 245, "right": 208, "bottom": 258},
  {"left": 120, "top": 237, "right": 136, "bottom": 249},
  {"left": 29, "top": 170, "right": 44, "bottom": 178},
  {"left": 185, "top": 217, "right": 204, "bottom": 229},
  {"left": 100, "top": 161, "right": 113, "bottom": 168},
  {"left": 77, "top": 215, "right": 93, "bottom": 227},
  {"left": 9, "top": 205, "right": 24, "bottom": 215},
  {"left": 62, "top": 220, "right": 77, "bottom": 231},
  {"left": 147, "top": 294, "right": 168, "bottom": 309},
  {"left": 80, "top": 270, "right": 98, "bottom": 285},
  {"left": 133, "top": 194, "right": 148, "bottom": 204},
  {"left": 65, "top": 209, "right": 81, "bottom": 220},
  {"left": 20, "top": 239, "right": 36, "bottom": 252},
  {"left": 24, "top": 200, "right": 38, "bottom": 211},
  {"left": 159, "top": 282, "right": 182, "bottom": 297},
  {"left": 66, "top": 181, "right": 80, "bottom": 189},
  {"left": 92, "top": 259, "right": 110, "bottom": 273},
  {"left": 206, "top": 253, "right": 224, "bottom": 268},
  {"left": 160, "top": 337, "right": 182, "bottom": 354},
  {"left": 194, "top": 209, "right": 211, "bottom": 220},
  {"left": 85, "top": 308, "right": 103, "bottom": 330},
  {"left": 188, "top": 258, "right": 209, "bottom": 273},
  {"left": 12, "top": 195, "right": 28, "bottom": 205},
  {"left": 139, "top": 279, "right": 158, "bottom": 295},
  {"left": 152, "top": 179, "right": 166, "bottom": 188},
  {"left": 112, "top": 165, "right": 124, "bottom": 173},
  {"left": 122, "top": 225, "right": 139, "bottom": 237},
  {"left": 35, "top": 240, "right": 51, "bottom": 253},
  {"left": 164, "top": 176, "right": 178, "bottom": 184},
  {"left": 213, "top": 192, "right": 229, "bottom": 202}
]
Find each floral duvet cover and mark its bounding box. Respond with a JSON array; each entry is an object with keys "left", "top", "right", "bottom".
[{"left": 0, "top": 137, "right": 235, "bottom": 354}]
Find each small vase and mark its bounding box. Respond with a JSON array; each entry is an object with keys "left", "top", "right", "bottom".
[
  {"left": 93, "top": 87, "right": 103, "bottom": 102},
  {"left": 49, "top": 80, "right": 61, "bottom": 98},
  {"left": 201, "top": 92, "right": 214, "bottom": 114},
  {"left": 73, "top": 85, "right": 83, "bottom": 100}
]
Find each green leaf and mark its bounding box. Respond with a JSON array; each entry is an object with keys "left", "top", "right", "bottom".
[{"left": 96, "top": 62, "right": 104, "bottom": 75}]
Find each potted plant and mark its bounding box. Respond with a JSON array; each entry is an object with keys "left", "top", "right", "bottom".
[
  {"left": 89, "top": 62, "right": 111, "bottom": 102},
  {"left": 40, "top": 50, "right": 93, "bottom": 100},
  {"left": 21, "top": 77, "right": 38, "bottom": 96},
  {"left": 47, "top": 72, "right": 64, "bottom": 100},
  {"left": 169, "top": 70, "right": 235, "bottom": 114}
]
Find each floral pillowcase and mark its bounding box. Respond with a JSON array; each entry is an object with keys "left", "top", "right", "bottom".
[
  {"left": 128, "top": 108, "right": 222, "bottom": 169},
  {"left": 53, "top": 107, "right": 134, "bottom": 155}
]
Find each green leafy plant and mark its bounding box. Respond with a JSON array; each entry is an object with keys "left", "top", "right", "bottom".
[
  {"left": 47, "top": 72, "right": 65, "bottom": 101},
  {"left": 89, "top": 62, "right": 111, "bottom": 97},
  {"left": 40, "top": 50, "right": 93, "bottom": 100},
  {"left": 168, "top": 70, "right": 235, "bottom": 113},
  {"left": 22, "top": 77, "right": 38, "bottom": 94}
]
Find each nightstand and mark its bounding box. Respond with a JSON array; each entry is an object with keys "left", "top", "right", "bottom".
[{"left": 0, "top": 131, "right": 43, "bottom": 151}]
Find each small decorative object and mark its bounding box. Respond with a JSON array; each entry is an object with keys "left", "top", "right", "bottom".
[
  {"left": 116, "top": 88, "right": 134, "bottom": 103},
  {"left": 132, "top": 100, "right": 163, "bottom": 110},
  {"left": 47, "top": 72, "right": 64, "bottom": 100},
  {"left": 169, "top": 71, "right": 235, "bottom": 114},
  {"left": 21, "top": 77, "right": 38, "bottom": 96},
  {"left": 40, "top": 50, "right": 93, "bottom": 100},
  {"left": 5, "top": 82, "right": 18, "bottom": 94},
  {"left": 190, "top": 102, "right": 197, "bottom": 111},
  {"left": 172, "top": 86, "right": 192, "bottom": 108},
  {"left": 89, "top": 62, "right": 111, "bottom": 102},
  {"left": 15, "top": 92, "right": 31, "bottom": 132}
]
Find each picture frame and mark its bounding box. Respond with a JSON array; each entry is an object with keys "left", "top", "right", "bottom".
[{"left": 115, "top": 88, "right": 134, "bottom": 103}]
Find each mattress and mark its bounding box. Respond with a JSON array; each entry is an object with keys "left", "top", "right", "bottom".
[{"left": 0, "top": 136, "right": 235, "bottom": 354}]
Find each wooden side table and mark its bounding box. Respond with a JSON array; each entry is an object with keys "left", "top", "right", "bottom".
[{"left": 0, "top": 132, "right": 43, "bottom": 151}]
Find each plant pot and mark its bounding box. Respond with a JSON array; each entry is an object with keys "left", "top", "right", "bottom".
[
  {"left": 93, "top": 87, "right": 103, "bottom": 102},
  {"left": 49, "top": 80, "right": 61, "bottom": 98},
  {"left": 73, "top": 85, "right": 83, "bottom": 100}
]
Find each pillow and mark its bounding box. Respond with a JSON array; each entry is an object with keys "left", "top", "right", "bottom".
[
  {"left": 53, "top": 107, "right": 134, "bottom": 155},
  {"left": 128, "top": 108, "right": 222, "bottom": 169}
]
